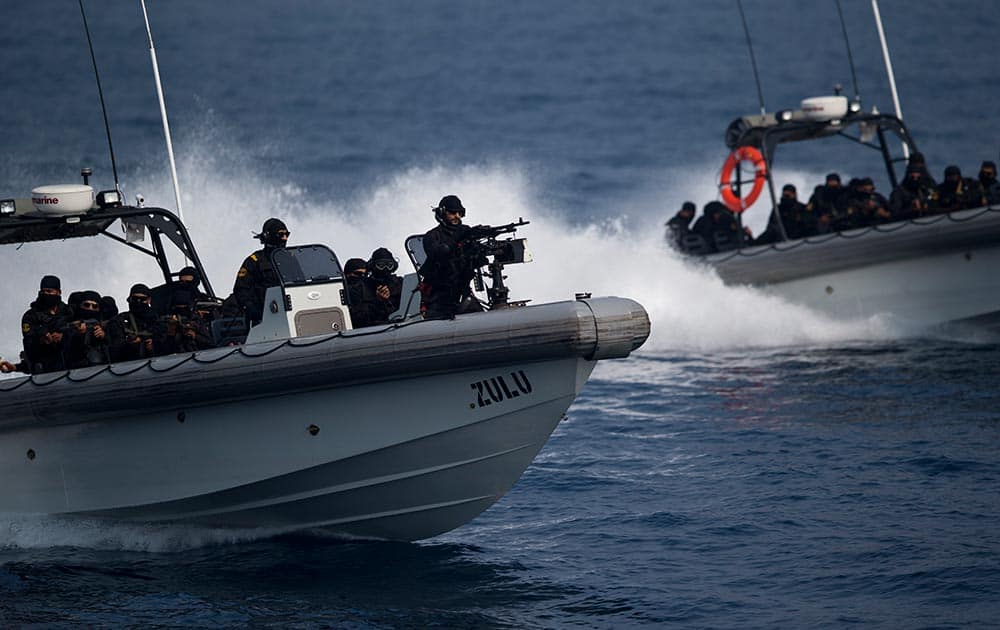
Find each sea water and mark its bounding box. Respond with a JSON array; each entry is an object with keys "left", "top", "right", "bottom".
[{"left": 1, "top": 1, "right": 999, "bottom": 627}]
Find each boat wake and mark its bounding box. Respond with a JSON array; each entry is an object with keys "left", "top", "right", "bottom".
[
  {"left": 0, "top": 513, "right": 296, "bottom": 553},
  {"left": 0, "top": 511, "right": 388, "bottom": 552}
]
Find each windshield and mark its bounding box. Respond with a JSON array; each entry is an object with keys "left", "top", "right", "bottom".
[
  {"left": 271, "top": 245, "right": 343, "bottom": 286},
  {"left": 404, "top": 234, "right": 426, "bottom": 271}
]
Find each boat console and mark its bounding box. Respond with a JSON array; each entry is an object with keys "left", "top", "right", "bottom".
[{"left": 245, "top": 244, "right": 355, "bottom": 343}]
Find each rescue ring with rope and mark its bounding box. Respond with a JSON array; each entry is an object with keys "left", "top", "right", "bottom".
[{"left": 719, "top": 146, "right": 767, "bottom": 213}]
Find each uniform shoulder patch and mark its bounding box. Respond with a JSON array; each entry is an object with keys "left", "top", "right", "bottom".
[
  {"left": 22, "top": 322, "right": 31, "bottom": 335},
  {"left": 250, "top": 254, "right": 258, "bottom": 262},
  {"left": 238, "top": 268, "right": 248, "bottom": 279}
]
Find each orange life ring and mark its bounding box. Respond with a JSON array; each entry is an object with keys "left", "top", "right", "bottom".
[{"left": 719, "top": 146, "right": 768, "bottom": 213}]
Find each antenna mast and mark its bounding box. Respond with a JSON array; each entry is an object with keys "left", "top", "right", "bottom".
[
  {"left": 78, "top": 0, "right": 120, "bottom": 192},
  {"left": 736, "top": 0, "right": 766, "bottom": 116},
  {"left": 141, "top": 0, "right": 186, "bottom": 222},
  {"left": 835, "top": 0, "right": 861, "bottom": 104},
  {"left": 871, "top": 0, "right": 908, "bottom": 159}
]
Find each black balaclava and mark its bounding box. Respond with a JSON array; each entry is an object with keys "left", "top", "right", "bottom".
[
  {"left": 344, "top": 258, "right": 367, "bottom": 277},
  {"left": 979, "top": 161, "right": 997, "bottom": 188},
  {"left": 258, "top": 218, "right": 289, "bottom": 249},
  {"left": 942, "top": 165, "right": 961, "bottom": 192},
  {"left": 128, "top": 283, "right": 153, "bottom": 316},
  {"left": 76, "top": 290, "right": 102, "bottom": 320},
  {"left": 37, "top": 292, "right": 61, "bottom": 310},
  {"left": 37, "top": 275, "right": 62, "bottom": 310},
  {"left": 368, "top": 248, "right": 398, "bottom": 280},
  {"left": 177, "top": 266, "right": 200, "bottom": 289}
]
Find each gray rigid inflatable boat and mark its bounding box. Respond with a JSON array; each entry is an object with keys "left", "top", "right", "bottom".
[{"left": 0, "top": 296, "right": 649, "bottom": 541}]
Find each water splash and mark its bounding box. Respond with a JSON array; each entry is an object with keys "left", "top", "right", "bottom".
[
  {"left": 0, "top": 147, "right": 897, "bottom": 362},
  {"left": 0, "top": 513, "right": 289, "bottom": 553},
  {"left": 170, "top": 156, "right": 899, "bottom": 353}
]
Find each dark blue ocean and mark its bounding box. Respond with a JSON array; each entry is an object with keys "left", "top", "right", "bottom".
[{"left": 2, "top": 1, "right": 1000, "bottom": 628}]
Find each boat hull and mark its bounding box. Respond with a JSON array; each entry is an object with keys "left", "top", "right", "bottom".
[
  {"left": 0, "top": 297, "right": 649, "bottom": 541},
  {"left": 706, "top": 206, "right": 1000, "bottom": 330},
  {"left": 4, "top": 358, "right": 588, "bottom": 541},
  {"left": 759, "top": 245, "right": 1000, "bottom": 330}
]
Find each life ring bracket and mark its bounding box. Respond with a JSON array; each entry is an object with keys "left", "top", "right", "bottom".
[{"left": 719, "top": 146, "right": 768, "bottom": 213}]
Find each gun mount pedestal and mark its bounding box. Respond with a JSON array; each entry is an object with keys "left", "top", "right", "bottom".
[{"left": 466, "top": 219, "right": 531, "bottom": 310}]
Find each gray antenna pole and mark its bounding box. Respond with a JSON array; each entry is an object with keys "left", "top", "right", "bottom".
[
  {"left": 141, "top": 0, "right": 186, "bottom": 222},
  {"left": 872, "top": 0, "right": 908, "bottom": 159}
]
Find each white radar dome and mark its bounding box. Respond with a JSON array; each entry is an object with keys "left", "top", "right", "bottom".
[
  {"left": 800, "top": 96, "right": 848, "bottom": 121},
  {"left": 31, "top": 184, "right": 94, "bottom": 215}
]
